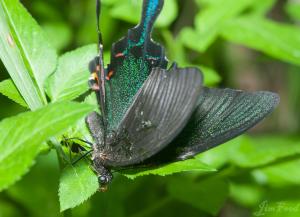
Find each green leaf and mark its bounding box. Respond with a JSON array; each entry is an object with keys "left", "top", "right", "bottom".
[
  {"left": 84, "top": 92, "right": 98, "bottom": 109},
  {"left": 0, "top": 199, "right": 21, "bottom": 217},
  {"left": 0, "top": 0, "right": 57, "bottom": 107},
  {"left": 195, "top": 0, "right": 223, "bottom": 7},
  {"left": 181, "top": 0, "right": 256, "bottom": 52},
  {"left": 46, "top": 45, "right": 97, "bottom": 102},
  {"left": 0, "top": 101, "right": 93, "bottom": 191},
  {"left": 196, "top": 137, "right": 241, "bottom": 169},
  {"left": 221, "top": 16, "right": 300, "bottom": 66},
  {"left": 121, "top": 158, "right": 216, "bottom": 180},
  {"left": 161, "top": 31, "right": 221, "bottom": 86},
  {"left": 254, "top": 159, "right": 300, "bottom": 187},
  {"left": 195, "top": 0, "right": 254, "bottom": 31},
  {"left": 167, "top": 176, "right": 229, "bottom": 215},
  {"left": 0, "top": 79, "right": 28, "bottom": 107},
  {"left": 156, "top": 0, "right": 178, "bottom": 27},
  {"left": 230, "top": 136, "right": 300, "bottom": 168},
  {"left": 75, "top": 1, "right": 114, "bottom": 46},
  {"left": 285, "top": 2, "right": 300, "bottom": 21},
  {"left": 7, "top": 151, "right": 62, "bottom": 217},
  {"left": 230, "top": 183, "right": 264, "bottom": 207},
  {"left": 59, "top": 161, "right": 98, "bottom": 212},
  {"left": 180, "top": 27, "right": 210, "bottom": 52},
  {"left": 88, "top": 176, "right": 139, "bottom": 217},
  {"left": 109, "top": 0, "right": 178, "bottom": 27},
  {"left": 31, "top": 1, "right": 63, "bottom": 21},
  {"left": 249, "top": 0, "right": 276, "bottom": 15},
  {"left": 0, "top": 3, "right": 43, "bottom": 109},
  {"left": 200, "top": 65, "right": 221, "bottom": 86},
  {"left": 42, "top": 22, "right": 72, "bottom": 52}
]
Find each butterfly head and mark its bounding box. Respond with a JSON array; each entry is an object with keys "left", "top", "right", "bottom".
[
  {"left": 98, "top": 170, "right": 113, "bottom": 192},
  {"left": 94, "top": 163, "right": 113, "bottom": 191},
  {"left": 92, "top": 147, "right": 113, "bottom": 191}
]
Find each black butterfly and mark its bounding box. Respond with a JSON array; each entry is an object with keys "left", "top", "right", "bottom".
[{"left": 86, "top": 0, "right": 279, "bottom": 191}]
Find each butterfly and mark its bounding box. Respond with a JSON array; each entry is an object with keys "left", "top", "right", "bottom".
[{"left": 86, "top": 0, "right": 279, "bottom": 191}]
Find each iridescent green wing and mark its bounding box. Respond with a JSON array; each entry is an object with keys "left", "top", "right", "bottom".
[{"left": 105, "top": 0, "right": 168, "bottom": 130}]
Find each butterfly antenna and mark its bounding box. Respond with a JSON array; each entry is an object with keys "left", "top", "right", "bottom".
[
  {"left": 96, "top": 0, "right": 102, "bottom": 47},
  {"left": 96, "top": 0, "right": 107, "bottom": 142}
]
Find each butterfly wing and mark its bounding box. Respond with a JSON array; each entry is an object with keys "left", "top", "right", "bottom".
[
  {"left": 105, "top": 0, "right": 168, "bottom": 130},
  {"left": 86, "top": 111, "right": 104, "bottom": 146},
  {"left": 148, "top": 87, "right": 280, "bottom": 162},
  {"left": 101, "top": 67, "right": 203, "bottom": 167}
]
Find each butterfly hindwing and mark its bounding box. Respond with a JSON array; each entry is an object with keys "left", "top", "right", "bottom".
[
  {"left": 105, "top": 0, "right": 168, "bottom": 130},
  {"left": 101, "top": 67, "right": 203, "bottom": 167},
  {"left": 149, "top": 87, "right": 280, "bottom": 162}
]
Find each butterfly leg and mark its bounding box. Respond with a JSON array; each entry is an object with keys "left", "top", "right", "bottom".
[
  {"left": 59, "top": 137, "right": 73, "bottom": 164},
  {"left": 61, "top": 136, "right": 93, "bottom": 165},
  {"left": 71, "top": 150, "right": 93, "bottom": 166},
  {"left": 64, "top": 137, "right": 93, "bottom": 147}
]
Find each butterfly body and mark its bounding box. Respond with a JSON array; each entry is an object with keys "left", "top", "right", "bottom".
[{"left": 86, "top": 0, "right": 279, "bottom": 189}]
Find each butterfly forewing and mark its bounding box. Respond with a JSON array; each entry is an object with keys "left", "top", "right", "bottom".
[
  {"left": 149, "top": 87, "right": 280, "bottom": 162},
  {"left": 86, "top": 111, "right": 104, "bottom": 146},
  {"left": 100, "top": 67, "right": 203, "bottom": 167}
]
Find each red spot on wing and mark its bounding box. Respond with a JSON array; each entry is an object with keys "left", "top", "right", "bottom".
[
  {"left": 106, "top": 71, "right": 114, "bottom": 80},
  {"left": 91, "top": 72, "right": 99, "bottom": 82},
  {"left": 115, "top": 53, "right": 124, "bottom": 58}
]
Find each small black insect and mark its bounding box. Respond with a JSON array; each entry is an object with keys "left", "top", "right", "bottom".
[{"left": 86, "top": 0, "right": 279, "bottom": 191}]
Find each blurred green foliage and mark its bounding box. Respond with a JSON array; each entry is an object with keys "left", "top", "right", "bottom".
[{"left": 0, "top": 0, "right": 300, "bottom": 216}]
